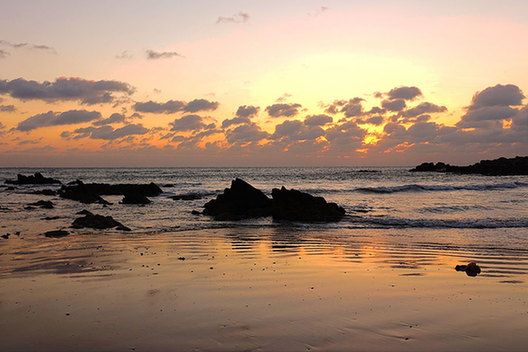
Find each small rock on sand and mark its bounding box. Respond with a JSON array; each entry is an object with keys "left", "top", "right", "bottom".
[
  {"left": 28, "top": 200, "right": 54, "bottom": 209},
  {"left": 43, "top": 230, "right": 70, "bottom": 238},
  {"left": 455, "top": 262, "right": 481, "bottom": 277}
]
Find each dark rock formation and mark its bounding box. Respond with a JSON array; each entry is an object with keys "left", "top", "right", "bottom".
[
  {"left": 59, "top": 181, "right": 109, "bottom": 204},
  {"left": 410, "top": 156, "right": 528, "bottom": 176},
  {"left": 271, "top": 186, "right": 345, "bottom": 222},
  {"left": 59, "top": 180, "right": 162, "bottom": 204},
  {"left": 43, "top": 230, "right": 70, "bottom": 238},
  {"left": 76, "top": 209, "right": 93, "bottom": 215},
  {"left": 203, "top": 178, "right": 272, "bottom": 220},
  {"left": 191, "top": 210, "right": 202, "bottom": 216},
  {"left": 28, "top": 200, "right": 54, "bottom": 209},
  {"left": 72, "top": 213, "right": 130, "bottom": 231},
  {"left": 411, "top": 162, "right": 449, "bottom": 172},
  {"left": 203, "top": 179, "right": 346, "bottom": 222},
  {"left": 1, "top": 233, "right": 9, "bottom": 239},
  {"left": 122, "top": 192, "right": 151, "bottom": 204},
  {"left": 5, "top": 173, "right": 61, "bottom": 185},
  {"left": 32, "top": 189, "right": 57, "bottom": 196},
  {"left": 171, "top": 193, "right": 203, "bottom": 201},
  {"left": 42, "top": 216, "right": 60, "bottom": 220},
  {"left": 455, "top": 262, "right": 481, "bottom": 277}
]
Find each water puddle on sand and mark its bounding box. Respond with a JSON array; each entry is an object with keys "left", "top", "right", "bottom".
[{"left": 0, "top": 227, "right": 527, "bottom": 352}]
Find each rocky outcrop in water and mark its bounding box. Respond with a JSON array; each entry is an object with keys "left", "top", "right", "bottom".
[
  {"left": 28, "top": 200, "right": 54, "bottom": 209},
  {"left": 32, "top": 189, "right": 57, "bottom": 196},
  {"left": 204, "top": 178, "right": 272, "bottom": 220},
  {"left": 272, "top": 187, "right": 345, "bottom": 222},
  {"left": 122, "top": 192, "right": 151, "bottom": 204},
  {"left": 71, "top": 212, "right": 131, "bottom": 231},
  {"left": 5, "top": 173, "right": 61, "bottom": 185},
  {"left": 59, "top": 180, "right": 162, "bottom": 204},
  {"left": 59, "top": 181, "right": 110, "bottom": 204},
  {"left": 170, "top": 193, "right": 205, "bottom": 200},
  {"left": 204, "top": 179, "right": 345, "bottom": 222},
  {"left": 410, "top": 156, "right": 528, "bottom": 176}
]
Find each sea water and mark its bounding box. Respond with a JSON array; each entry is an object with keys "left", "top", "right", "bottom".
[
  {"left": 1, "top": 167, "right": 527, "bottom": 239},
  {"left": 1, "top": 167, "right": 527, "bottom": 351}
]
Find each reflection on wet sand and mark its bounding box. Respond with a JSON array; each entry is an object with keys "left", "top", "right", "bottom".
[{"left": 1, "top": 227, "right": 527, "bottom": 351}]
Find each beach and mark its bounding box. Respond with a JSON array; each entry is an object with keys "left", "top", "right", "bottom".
[
  {"left": 1, "top": 167, "right": 527, "bottom": 351},
  {"left": 3, "top": 1, "right": 528, "bottom": 350},
  {"left": 1, "top": 227, "right": 527, "bottom": 351}
]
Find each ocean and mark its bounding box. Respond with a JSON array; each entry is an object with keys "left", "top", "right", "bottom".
[
  {"left": 1, "top": 167, "right": 527, "bottom": 236},
  {"left": 1, "top": 167, "right": 527, "bottom": 351}
]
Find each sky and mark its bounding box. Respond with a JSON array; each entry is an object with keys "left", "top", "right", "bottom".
[{"left": 0, "top": 0, "right": 527, "bottom": 167}]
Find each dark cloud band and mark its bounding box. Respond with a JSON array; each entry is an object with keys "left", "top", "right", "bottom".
[{"left": 0, "top": 77, "right": 133, "bottom": 105}]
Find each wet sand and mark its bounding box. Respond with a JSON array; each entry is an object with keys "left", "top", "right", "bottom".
[{"left": 1, "top": 228, "right": 527, "bottom": 352}]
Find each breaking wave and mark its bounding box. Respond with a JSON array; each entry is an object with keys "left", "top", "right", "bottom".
[
  {"left": 355, "top": 182, "right": 528, "bottom": 194},
  {"left": 347, "top": 215, "right": 528, "bottom": 229}
]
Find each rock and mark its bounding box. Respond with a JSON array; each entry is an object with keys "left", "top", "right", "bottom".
[
  {"left": 32, "top": 189, "right": 57, "bottom": 196},
  {"left": 163, "top": 184, "right": 174, "bottom": 188},
  {"left": 203, "top": 179, "right": 346, "bottom": 222},
  {"left": 6, "top": 186, "right": 15, "bottom": 190},
  {"left": 76, "top": 209, "right": 93, "bottom": 215},
  {"left": 191, "top": 210, "right": 201, "bottom": 216},
  {"left": 72, "top": 213, "right": 128, "bottom": 230},
  {"left": 121, "top": 192, "right": 151, "bottom": 204},
  {"left": 350, "top": 208, "right": 370, "bottom": 213},
  {"left": 43, "top": 230, "right": 70, "bottom": 238},
  {"left": 59, "top": 180, "right": 161, "bottom": 204},
  {"left": 271, "top": 186, "right": 345, "bottom": 222},
  {"left": 203, "top": 178, "right": 272, "bottom": 220},
  {"left": 59, "top": 181, "right": 110, "bottom": 204},
  {"left": 410, "top": 156, "right": 528, "bottom": 176},
  {"left": 28, "top": 200, "right": 54, "bottom": 209},
  {"left": 410, "top": 162, "right": 449, "bottom": 172},
  {"left": 171, "top": 193, "right": 203, "bottom": 201},
  {"left": 5, "top": 172, "right": 61, "bottom": 185},
  {"left": 1, "top": 233, "right": 9, "bottom": 239},
  {"left": 115, "top": 225, "right": 132, "bottom": 231},
  {"left": 455, "top": 262, "right": 481, "bottom": 277},
  {"left": 42, "top": 216, "right": 60, "bottom": 220}
]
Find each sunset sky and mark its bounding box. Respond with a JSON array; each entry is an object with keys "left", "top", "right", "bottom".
[{"left": 1, "top": 0, "right": 527, "bottom": 166}]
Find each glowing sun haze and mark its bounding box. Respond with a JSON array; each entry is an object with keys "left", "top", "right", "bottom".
[{"left": 1, "top": 0, "right": 527, "bottom": 166}]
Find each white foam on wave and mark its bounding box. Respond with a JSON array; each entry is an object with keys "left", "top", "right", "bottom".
[
  {"left": 355, "top": 182, "right": 528, "bottom": 194},
  {"left": 348, "top": 215, "right": 528, "bottom": 229}
]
